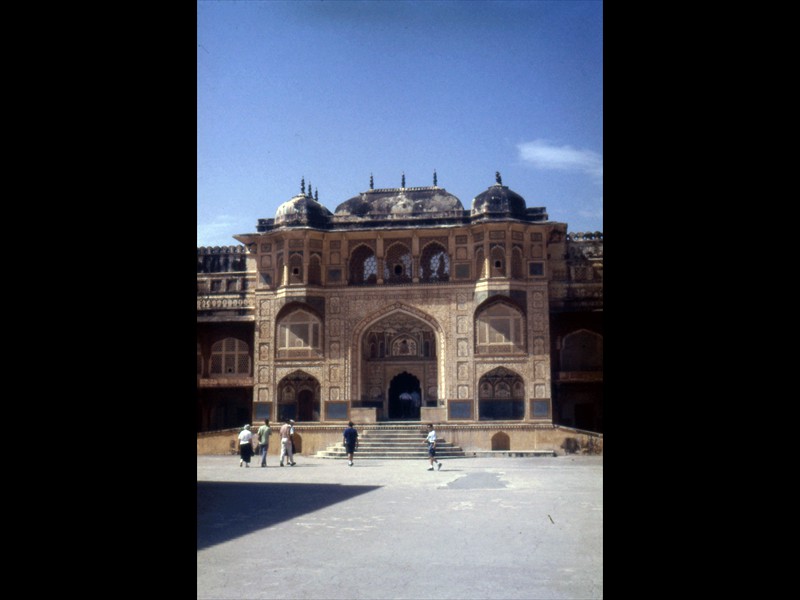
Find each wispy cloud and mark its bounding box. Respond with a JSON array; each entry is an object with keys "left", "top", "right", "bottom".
[
  {"left": 197, "top": 214, "right": 241, "bottom": 247},
  {"left": 517, "top": 140, "right": 603, "bottom": 182}
]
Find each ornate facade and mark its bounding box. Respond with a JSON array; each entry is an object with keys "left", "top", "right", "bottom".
[{"left": 197, "top": 174, "right": 603, "bottom": 440}]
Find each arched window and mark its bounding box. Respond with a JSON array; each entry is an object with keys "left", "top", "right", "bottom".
[
  {"left": 561, "top": 330, "right": 603, "bottom": 371},
  {"left": 420, "top": 242, "right": 450, "bottom": 282},
  {"left": 475, "top": 302, "right": 525, "bottom": 355},
  {"left": 511, "top": 246, "right": 524, "bottom": 279},
  {"left": 479, "top": 367, "right": 524, "bottom": 420},
  {"left": 277, "top": 309, "right": 323, "bottom": 358},
  {"left": 277, "top": 371, "right": 321, "bottom": 422},
  {"left": 308, "top": 254, "right": 322, "bottom": 285},
  {"left": 210, "top": 337, "right": 251, "bottom": 376},
  {"left": 490, "top": 246, "right": 505, "bottom": 277},
  {"left": 288, "top": 253, "right": 303, "bottom": 284},
  {"left": 384, "top": 242, "right": 412, "bottom": 284},
  {"left": 349, "top": 245, "right": 377, "bottom": 285}
]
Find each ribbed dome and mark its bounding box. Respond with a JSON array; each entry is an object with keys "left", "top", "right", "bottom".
[
  {"left": 274, "top": 194, "right": 333, "bottom": 228},
  {"left": 334, "top": 187, "right": 463, "bottom": 220},
  {"left": 471, "top": 184, "right": 527, "bottom": 218}
]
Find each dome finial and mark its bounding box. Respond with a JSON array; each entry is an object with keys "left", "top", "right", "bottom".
[
  {"left": 495, "top": 171, "right": 502, "bottom": 185},
  {"left": 370, "top": 173, "right": 374, "bottom": 190},
  {"left": 401, "top": 172, "right": 406, "bottom": 188},
  {"left": 301, "top": 176, "right": 306, "bottom": 195},
  {"left": 433, "top": 169, "right": 438, "bottom": 187},
  {"left": 314, "top": 188, "right": 319, "bottom": 202},
  {"left": 307, "top": 180, "right": 312, "bottom": 197}
]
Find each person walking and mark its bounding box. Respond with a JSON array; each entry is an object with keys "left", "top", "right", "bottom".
[
  {"left": 279, "top": 419, "right": 296, "bottom": 467},
  {"left": 423, "top": 423, "right": 442, "bottom": 471},
  {"left": 238, "top": 424, "right": 253, "bottom": 467},
  {"left": 342, "top": 421, "right": 359, "bottom": 466},
  {"left": 257, "top": 418, "right": 271, "bottom": 467}
]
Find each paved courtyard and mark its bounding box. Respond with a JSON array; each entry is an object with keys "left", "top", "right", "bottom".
[{"left": 197, "top": 454, "right": 603, "bottom": 599}]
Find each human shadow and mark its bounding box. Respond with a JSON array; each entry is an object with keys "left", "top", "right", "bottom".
[{"left": 197, "top": 481, "right": 381, "bottom": 551}]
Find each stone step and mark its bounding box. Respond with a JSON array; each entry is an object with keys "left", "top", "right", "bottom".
[
  {"left": 316, "top": 451, "right": 467, "bottom": 459},
  {"left": 316, "top": 425, "right": 467, "bottom": 459}
]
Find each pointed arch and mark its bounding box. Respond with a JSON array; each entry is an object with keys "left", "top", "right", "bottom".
[
  {"left": 349, "top": 244, "right": 377, "bottom": 285},
  {"left": 561, "top": 329, "right": 603, "bottom": 371},
  {"left": 419, "top": 241, "right": 450, "bottom": 283},
  {"left": 490, "top": 246, "right": 506, "bottom": 277},
  {"left": 308, "top": 253, "right": 322, "bottom": 285},
  {"left": 478, "top": 367, "right": 524, "bottom": 420},
  {"left": 475, "top": 298, "right": 526, "bottom": 355},
  {"left": 288, "top": 253, "right": 303, "bottom": 284},
  {"left": 511, "top": 246, "right": 524, "bottom": 279},
  {"left": 277, "top": 370, "right": 321, "bottom": 422},
  {"left": 383, "top": 241, "right": 412, "bottom": 284},
  {"left": 276, "top": 303, "right": 323, "bottom": 359}
]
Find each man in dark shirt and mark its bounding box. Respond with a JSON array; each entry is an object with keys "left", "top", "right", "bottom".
[{"left": 342, "top": 421, "right": 359, "bottom": 466}]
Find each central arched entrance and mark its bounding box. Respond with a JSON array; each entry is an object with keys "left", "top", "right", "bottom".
[
  {"left": 357, "top": 306, "right": 441, "bottom": 420},
  {"left": 388, "top": 372, "right": 421, "bottom": 420}
]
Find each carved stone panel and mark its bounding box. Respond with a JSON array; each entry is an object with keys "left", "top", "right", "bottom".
[
  {"left": 457, "top": 316, "right": 469, "bottom": 334},
  {"left": 534, "top": 361, "right": 547, "bottom": 379},
  {"left": 534, "top": 384, "right": 546, "bottom": 398},
  {"left": 458, "top": 384, "right": 470, "bottom": 399},
  {"left": 457, "top": 339, "right": 469, "bottom": 357},
  {"left": 257, "top": 387, "right": 269, "bottom": 402},
  {"left": 259, "top": 299, "right": 271, "bottom": 317},
  {"left": 258, "top": 367, "right": 271, "bottom": 384},
  {"left": 329, "top": 319, "right": 341, "bottom": 336},
  {"left": 457, "top": 362, "right": 469, "bottom": 380}
]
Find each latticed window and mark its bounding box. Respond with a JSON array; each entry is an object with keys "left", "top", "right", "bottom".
[
  {"left": 478, "top": 367, "right": 525, "bottom": 420},
  {"left": 476, "top": 303, "right": 525, "bottom": 354},
  {"left": 349, "top": 245, "right": 377, "bottom": 285},
  {"left": 277, "top": 310, "right": 322, "bottom": 358},
  {"left": 420, "top": 243, "right": 450, "bottom": 282},
  {"left": 383, "top": 243, "right": 412, "bottom": 284},
  {"left": 210, "top": 337, "right": 251, "bottom": 376}
]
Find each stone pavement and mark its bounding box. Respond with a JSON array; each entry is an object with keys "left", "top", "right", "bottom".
[{"left": 197, "top": 454, "right": 603, "bottom": 600}]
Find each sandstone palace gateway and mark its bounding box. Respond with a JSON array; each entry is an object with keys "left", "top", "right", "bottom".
[{"left": 197, "top": 173, "right": 602, "bottom": 455}]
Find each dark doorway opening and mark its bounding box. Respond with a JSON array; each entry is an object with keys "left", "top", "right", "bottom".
[
  {"left": 298, "top": 390, "right": 314, "bottom": 421},
  {"left": 388, "top": 372, "right": 421, "bottom": 420}
]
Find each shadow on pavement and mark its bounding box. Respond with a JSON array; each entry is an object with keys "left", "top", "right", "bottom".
[{"left": 197, "top": 481, "right": 381, "bottom": 551}]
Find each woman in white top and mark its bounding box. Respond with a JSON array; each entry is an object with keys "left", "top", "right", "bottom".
[{"left": 238, "top": 424, "right": 254, "bottom": 467}]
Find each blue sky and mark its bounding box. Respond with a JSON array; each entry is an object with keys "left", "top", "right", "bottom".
[{"left": 197, "top": 0, "right": 603, "bottom": 247}]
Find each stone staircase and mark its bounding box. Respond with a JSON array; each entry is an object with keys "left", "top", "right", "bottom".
[{"left": 315, "top": 424, "right": 466, "bottom": 459}]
